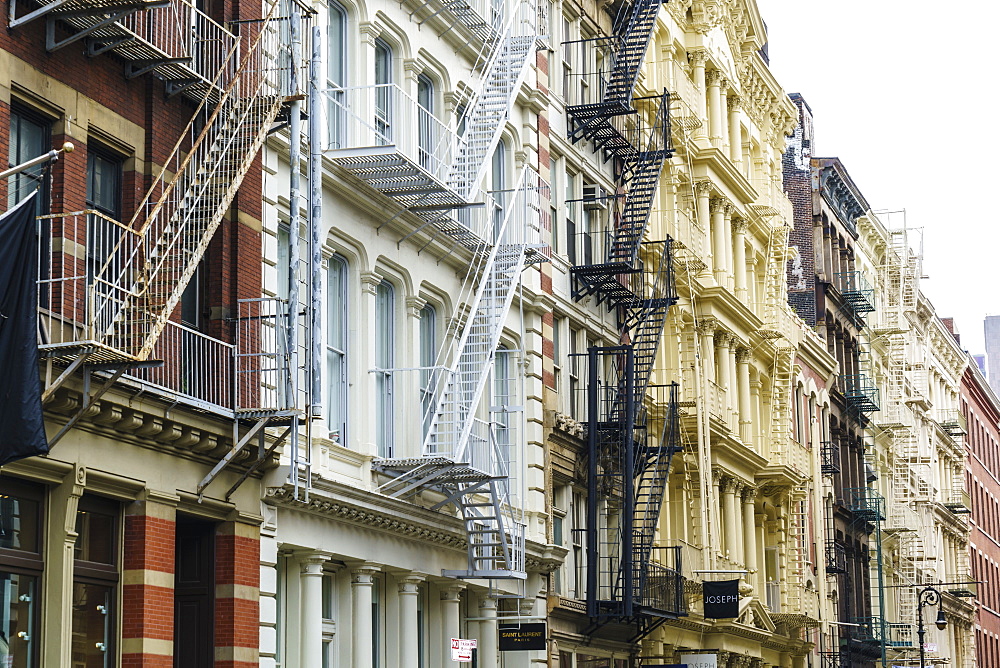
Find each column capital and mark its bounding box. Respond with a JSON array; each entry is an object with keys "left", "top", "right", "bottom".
[
  {"left": 742, "top": 486, "right": 758, "bottom": 503},
  {"left": 349, "top": 562, "right": 381, "bottom": 584},
  {"left": 398, "top": 573, "right": 425, "bottom": 595},
  {"left": 441, "top": 584, "right": 465, "bottom": 601},
  {"left": 728, "top": 94, "right": 743, "bottom": 112},
  {"left": 479, "top": 596, "right": 498, "bottom": 611},
  {"left": 735, "top": 346, "right": 752, "bottom": 363},
  {"left": 721, "top": 476, "right": 739, "bottom": 494},
  {"left": 714, "top": 330, "right": 733, "bottom": 348},
  {"left": 689, "top": 49, "right": 708, "bottom": 66},
  {"left": 732, "top": 217, "right": 749, "bottom": 234},
  {"left": 358, "top": 22, "right": 380, "bottom": 46},
  {"left": 360, "top": 270, "right": 384, "bottom": 295},
  {"left": 694, "top": 179, "right": 714, "bottom": 196},
  {"left": 697, "top": 317, "right": 718, "bottom": 335},
  {"left": 706, "top": 69, "right": 724, "bottom": 87},
  {"left": 298, "top": 551, "right": 332, "bottom": 575},
  {"left": 710, "top": 196, "right": 728, "bottom": 214},
  {"left": 405, "top": 295, "right": 427, "bottom": 318}
]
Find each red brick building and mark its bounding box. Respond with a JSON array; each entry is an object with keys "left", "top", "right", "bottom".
[
  {"left": 0, "top": 0, "right": 291, "bottom": 664},
  {"left": 963, "top": 359, "right": 1000, "bottom": 667}
]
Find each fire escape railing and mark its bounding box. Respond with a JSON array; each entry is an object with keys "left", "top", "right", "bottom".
[{"left": 835, "top": 270, "right": 875, "bottom": 322}]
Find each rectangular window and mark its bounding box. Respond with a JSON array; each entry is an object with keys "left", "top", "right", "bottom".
[
  {"left": 375, "top": 280, "right": 394, "bottom": 457},
  {"left": 571, "top": 490, "right": 586, "bottom": 598},
  {"left": 419, "top": 304, "right": 436, "bottom": 440},
  {"left": 72, "top": 494, "right": 120, "bottom": 668},
  {"left": 0, "top": 476, "right": 44, "bottom": 668},
  {"left": 86, "top": 148, "right": 122, "bottom": 220},
  {"left": 552, "top": 317, "right": 562, "bottom": 396},
  {"left": 321, "top": 571, "right": 336, "bottom": 668},
  {"left": 374, "top": 40, "right": 393, "bottom": 143},
  {"left": 326, "top": 255, "right": 348, "bottom": 445},
  {"left": 7, "top": 107, "right": 51, "bottom": 218},
  {"left": 493, "top": 347, "right": 514, "bottom": 456},
  {"left": 565, "top": 172, "right": 577, "bottom": 264},
  {"left": 569, "top": 327, "right": 580, "bottom": 419}
]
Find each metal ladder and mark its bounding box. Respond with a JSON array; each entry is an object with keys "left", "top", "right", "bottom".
[
  {"left": 448, "top": 0, "right": 537, "bottom": 201},
  {"left": 566, "top": 0, "right": 663, "bottom": 141},
  {"left": 89, "top": 3, "right": 287, "bottom": 360}
]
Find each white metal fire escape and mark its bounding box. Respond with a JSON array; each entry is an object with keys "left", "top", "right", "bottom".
[
  {"left": 25, "top": 0, "right": 302, "bottom": 470},
  {"left": 326, "top": 0, "right": 545, "bottom": 580}
]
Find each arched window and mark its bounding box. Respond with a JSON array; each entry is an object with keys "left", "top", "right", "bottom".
[
  {"left": 326, "top": 2, "right": 348, "bottom": 148},
  {"left": 419, "top": 303, "right": 436, "bottom": 439},
  {"left": 374, "top": 40, "right": 393, "bottom": 143},
  {"left": 417, "top": 74, "right": 434, "bottom": 171},
  {"left": 326, "top": 255, "right": 348, "bottom": 445},
  {"left": 375, "top": 280, "right": 394, "bottom": 456}
]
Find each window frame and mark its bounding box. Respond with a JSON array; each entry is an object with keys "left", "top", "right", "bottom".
[
  {"left": 326, "top": 254, "right": 349, "bottom": 446},
  {"left": 7, "top": 104, "right": 52, "bottom": 218},
  {"left": 71, "top": 493, "right": 121, "bottom": 668},
  {"left": 375, "top": 279, "right": 395, "bottom": 457}
]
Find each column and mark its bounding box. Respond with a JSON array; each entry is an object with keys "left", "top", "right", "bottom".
[
  {"left": 723, "top": 204, "right": 734, "bottom": 289},
  {"left": 695, "top": 180, "right": 713, "bottom": 273},
  {"left": 217, "top": 521, "right": 263, "bottom": 668},
  {"left": 351, "top": 564, "right": 380, "bottom": 668},
  {"left": 715, "top": 332, "right": 732, "bottom": 416},
  {"left": 699, "top": 318, "right": 717, "bottom": 384},
  {"left": 478, "top": 597, "right": 498, "bottom": 668},
  {"left": 713, "top": 469, "right": 725, "bottom": 557},
  {"left": 441, "top": 585, "right": 464, "bottom": 662},
  {"left": 300, "top": 553, "right": 329, "bottom": 668},
  {"left": 691, "top": 50, "right": 708, "bottom": 141},
  {"left": 711, "top": 197, "right": 727, "bottom": 282},
  {"left": 707, "top": 70, "right": 723, "bottom": 147},
  {"left": 728, "top": 95, "right": 743, "bottom": 169},
  {"left": 743, "top": 488, "right": 758, "bottom": 578},
  {"left": 722, "top": 478, "right": 740, "bottom": 564},
  {"left": 398, "top": 575, "right": 425, "bottom": 667},
  {"left": 733, "top": 218, "right": 748, "bottom": 299},
  {"left": 736, "top": 346, "right": 753, "bottom": 444}
]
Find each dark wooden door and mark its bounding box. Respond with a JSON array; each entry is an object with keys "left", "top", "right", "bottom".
[{"left": 174, "top": 517, "right": 215, "bottom": 668}]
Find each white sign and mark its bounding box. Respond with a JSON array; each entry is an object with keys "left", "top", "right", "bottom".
[
  {"left": 451, "top": 638, "right": 477, "bottom": 662},
  {"left": 679, "top": 653, "right": 718, "bottom": 668}
]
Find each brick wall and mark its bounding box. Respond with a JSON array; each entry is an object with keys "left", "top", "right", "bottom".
[
  {"left": 783, "top": 93, "right": 817, "bottom": 327},
  {"left": 215, "top": 522, "right": 261, "bottom": 668},
  {"left": 122, "top": 501, "right": 177, "bottom": 668}
]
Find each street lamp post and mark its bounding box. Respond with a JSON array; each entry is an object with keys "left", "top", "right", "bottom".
[{"left": 916, "top": 586, "right": 947, "bottom": 668}]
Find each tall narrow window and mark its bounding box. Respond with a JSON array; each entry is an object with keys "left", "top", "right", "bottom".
[
  {"left": 327, "top": 3, "right": 347, "bottom": 148},
  {"left": 565, "top": 172, "right": 577, "bottom": 264},
  {"left": 326, "top": 255, "right": 348, "bottom": 445},
  {"left": 72, "top": 495, "right": 120, "bottom": 668},
  {"left": 493, "top": 346, "right": 514, "bottom": 457},
  {"left": 417, "top": 74, "right": 434, "bottom": 172},
  {"left": 374, "top": 40, "right": 393, "bottom": 143},
  {"left": 375, "top": 280, "right": 394, "bottom": 457},
  {"left": 7, "top": 107, "right": 50, "bottom": 217},
  {"left": 85, "top": 147, "right": 124, "bottom": 316},
  {"left": 419, "top": 304, "right": 436, "bottom": 440},
  {"left": 568, "top": 327, "right": 580, "bottom": 418},
  {"left": 491, "top": 139, "right": 507, "bottom": 241},
  {"left": 0, "top": 476, "right": 43, "bottom": 668}
]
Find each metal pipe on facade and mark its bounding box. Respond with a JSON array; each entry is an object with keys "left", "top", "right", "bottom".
[
  {"left": 308, "top": 25, "right": 323, "bottom": 421},
  {"left": 287, "top": 7, "right": 303, "bottom": 497}
]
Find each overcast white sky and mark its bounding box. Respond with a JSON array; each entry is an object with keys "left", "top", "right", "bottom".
[{"left": 755, "top": 0, "right": 1000, "bottom": 355}]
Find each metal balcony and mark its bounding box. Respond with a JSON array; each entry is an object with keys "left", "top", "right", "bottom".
[
  {"left": 842, "top": 374, "right": 880, "bottom": 414},
  {"left": 886, "top": 622, "right": 914, "bottom": 648},
  {"left": 325, "top": 84, "right": 464, "bottom": 210},
  {"left": 825, "top": 539, "right": 847, "bottom": 574},
  {"left": 936, "top": 409, "right": 968, "bottom": 437},
  {"left": 844, "top": 487, "right": 885, "bottom": 523},
  {"left": 10, "top": 0, "right": 243, "bottom": 103},
  {"left": 836, "top": 271, "right": 875, "bottom": 319},
  {"left": 820, "top": 440, "right": 840, "bottom": 475},
  {"left": 639, "top": 550, "right": 686, "bottom": 617}
]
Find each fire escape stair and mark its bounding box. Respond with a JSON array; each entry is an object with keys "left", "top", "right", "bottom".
[
  {"left": 11, "top": 0, "right": 232, "bottom": 103},
  {"left": 566, "top": 0, "right": 661, "bottom": 143}
]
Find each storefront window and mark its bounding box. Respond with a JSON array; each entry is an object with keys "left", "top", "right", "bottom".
[
  {"left": 71, "top": 495, "right": 119, "bottom": 668},
  {"left": 0, "top": 476, "right": 44, "bottom": 668}
]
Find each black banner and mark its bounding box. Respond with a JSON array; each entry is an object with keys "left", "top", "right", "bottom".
[
  {"left": 0, "top": 192, "right": 48, "bottom": 466},
  {"left": 702, "top": 579, "right": 740, "bottom": 618},
  {"left": 498, "top": 623, "right": 546, "bottom": 651}
]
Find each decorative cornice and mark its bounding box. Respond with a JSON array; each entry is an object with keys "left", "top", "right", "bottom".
[{"left": 265, "top": 484, "right": 467, "bottom": 549}]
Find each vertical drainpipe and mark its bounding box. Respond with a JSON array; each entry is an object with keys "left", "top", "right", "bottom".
[{"left": 287, "top": 7, "right": 302, "bottom": 497}]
